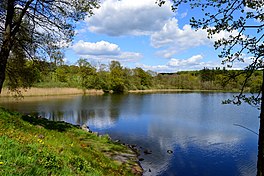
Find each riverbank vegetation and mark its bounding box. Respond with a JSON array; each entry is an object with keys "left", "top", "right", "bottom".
[
  {"left": 4, "top": 59, "right": 262, "bottom": 94},
  {"left": 0, "top": 108, "right": 142, "bottom": 176},
  {"left": 0, "top": 88, "right": 103, "bottom": 97}
]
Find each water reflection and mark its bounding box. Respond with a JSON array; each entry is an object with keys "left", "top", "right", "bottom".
[
  {"left": 35, "top": 95, "right": 124, "bottom": 128},
  {"left": 0, "top": 93, "right": 259, "bottom": 176}
]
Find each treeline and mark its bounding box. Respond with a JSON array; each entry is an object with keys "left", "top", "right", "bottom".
[
  {"left": 155, "top": 68, "right": 262, "bottom": 92},
  {"left": 4, "top": 59, "right": 262, "bottom": 93}
]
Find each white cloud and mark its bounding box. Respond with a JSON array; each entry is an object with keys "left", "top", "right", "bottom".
[
  {"left": 72, "top": 40, "right": 121, "bottom": 56},
  {"left": 137, "top": 63, "right": 171, "bottom": 73},
  {"left": 138, "top": 54, "right": 223, "bottom": 73},
  {"left": 168, "top": 55, "right": 203, "bottom": 67},
  {"left": 86, "top": 0, "right": 173, "bottom": 36},
  {"left": 71, "top": 40, "right": 142, "bottom": 63},
  {"left": 119, "top": 52, "right": 143, "bottom": 62},
  {"left": 151, "top": 18, "right": 209, "bottom": 48},
  {"left": 138, "top": 53, "right": 251, "bottom": 73},
  {"left": 151, "top": 18, "right": 244, "bottom": 58},
  {"left": 151, "top": 18, "right": 209, "bottom": 58},
  {"left": 210, "top": 30, "right": 241, "bottom": 42}
]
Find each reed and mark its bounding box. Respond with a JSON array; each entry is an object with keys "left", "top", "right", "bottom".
[{"left": 0, "top": 88, "right": 104, "bottom": 97}]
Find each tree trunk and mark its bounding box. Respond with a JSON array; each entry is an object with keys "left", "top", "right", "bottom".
[
  {"left": 0, "top": 0, "right": 15, "bottom": 93},
  {"left": 257, "top": 70, "right": 264, "bottom": 176},
  {"left": 0, "top": 44, "right": 10, "bottom": 93},
  {"left": 0, "top": 24, "right": 13, "bottom": 93}
]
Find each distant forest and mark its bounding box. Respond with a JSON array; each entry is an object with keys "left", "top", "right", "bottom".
[{"left": 5, "top": 59, "right": 262, "bottom": 93}]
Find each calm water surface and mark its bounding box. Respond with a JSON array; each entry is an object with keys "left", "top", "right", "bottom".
[{"left": 0, "top": 93, "right": 259, "bottom": 176}]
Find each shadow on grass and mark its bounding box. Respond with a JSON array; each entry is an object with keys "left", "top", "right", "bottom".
[{"left": 22, "top": 115, "right": 75, "bottom": 132}]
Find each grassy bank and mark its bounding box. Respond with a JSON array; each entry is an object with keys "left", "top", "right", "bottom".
[
  {"left": 0, "top": 108, "right": 142, "bottom": 176},
  {"left": 0, "top": 88, "right": 104, "bottom": 97}
]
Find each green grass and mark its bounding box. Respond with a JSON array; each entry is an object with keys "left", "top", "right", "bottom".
[{"left": 0, "top": 108, "right": 141, "bottom": 176}]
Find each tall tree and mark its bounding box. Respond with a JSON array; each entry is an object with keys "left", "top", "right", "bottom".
[
  {"left": 158, "top": 0, "right": 264, "bottom": 175},
  {"left": 109, "top": 60, "right": 126, "bottom": 93},
  {"left": 77, "top": 58, "right": 97, "bottom": 89},
  {"left": 0, "top": 0, "right": 99, "bottom": 93}
]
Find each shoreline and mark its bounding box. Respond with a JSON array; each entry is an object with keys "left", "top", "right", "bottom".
[
  {"left": 0, "top": 108, "right": 143, "bottom": 175},
  {"left": 0, "top": 88, "right": 104, "bottom": 97},
  {"left": 0, "top": 87, "right": 241, "bottom": 97},
  {"left": 128, "top": 89, "right": 226, "bottom": 93}
]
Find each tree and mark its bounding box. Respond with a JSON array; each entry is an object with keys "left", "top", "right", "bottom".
[
  {"left": 133, "top": 67, "right": 153, "bottom": 89},
  {"left": 97, "top": 63, "right": 111, "bottom": 92},
  {"left": 109, "top": 61, "right": 126, "bottom": 93},
  {"left": 158, "top": 0, "right": 264, "bottom": 175},
  {"left": 4, "top": 18, "right": 38, "bottom": 92},
  {"left": 0, "top": 0, "right": 99, "bottom": 93},
  {"left": 77, "top": 58, "right": 97, "bottom": 90}
]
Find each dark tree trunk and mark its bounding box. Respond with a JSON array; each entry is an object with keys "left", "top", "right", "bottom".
[
  {"left": 0, "top": 44, "right": 10, "bottom": 93},
  {"left": 257, "top": 70, "right": 264, "bottom": 176},
  {"left": 0, "top": 0, "right": 15, "bottom": 93}
]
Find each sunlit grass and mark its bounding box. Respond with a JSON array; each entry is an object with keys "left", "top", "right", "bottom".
[{"left": 0, "top": 108, "right": 140, "bottom": 176}]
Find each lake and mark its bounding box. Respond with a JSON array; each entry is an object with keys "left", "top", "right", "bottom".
[{"left": 0, "top": 92, "right": 259, "bottom": 176}]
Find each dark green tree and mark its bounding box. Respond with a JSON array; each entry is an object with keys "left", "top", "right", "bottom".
[
  {"left": 200, "top": 67, "right": 215, "bottom": 82},
  {"left": 77, "top": 58, "right": 97, "bottom": 90},
  {"left": 158, "top": 0, "right": 264, "bottom": 174},
  {"left": 97, "top": 63, "right": 111, "bottom": 92},
  {"left": 0, "top": 0, "right": 99, "bottom": 93},
  {"left": 109, "top": 61, "right": 126, "bottom": 93},
  {"left": 133, "top": 67, "right": 153, "bottom": 89}
]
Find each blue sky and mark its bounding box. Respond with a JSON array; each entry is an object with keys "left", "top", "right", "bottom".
[{"left": 64, "top": 0, "right": 250, "bottom": 73}]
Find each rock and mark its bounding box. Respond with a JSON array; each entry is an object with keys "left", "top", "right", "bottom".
[
  {"left": 149, "top": 169, "right": 151, "bottom": 172},
  {"left": 104, "top": 134, "right": 111, "bottom": 140},
  {"left": 131, "top": 144, "right": 137, "bottom": 148},
  {"left": 93, "top": 132, "right": 99, "bottom": 136},
  {"left": 36, "top": 125, "right": 44, "bottom": 129},
  {"left": 128, "top": 144, "right": 134, "bottom": 149},
  {"left": 143, "top": 149, "right": 152, "bottom": 155},
  {"left": 38, "top": 134, "right": 45, "bottom": 139},
  {"left": 81, "top": 124, "right": 90, "bottom": 132},
  {"left": 167, "top": 150, "right": 173, "bottom": 154}
]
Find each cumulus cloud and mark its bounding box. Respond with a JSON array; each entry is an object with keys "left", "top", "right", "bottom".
[
  {"left": 72, "top": 40, "right": 121, "bottom": 56},
  {"left": 86, "top": 0, "right": 173, "bottom": 36},
  {"left": 151, "top": 18, "right": 243, "bottom": 58},
  {"left": 138, "top": 54, "right": 223, "bottom": 73},
  {"left": 150, "top": 18, "right": 209, "bottom": 58},
  {"left": 71, "top": 40, "right": 142, "bottom": 63},
  {"left": 136, "top": 63, "right": 171, "bottom": 73},
  {"left": 151, "top": 18, "right": 209, "bottom": 48},
  {"left": 210, "top": 30, "right": 241, "bottom": 42},
  {"left": 168, "top": 55, "right": 203, "bottom": 67}
]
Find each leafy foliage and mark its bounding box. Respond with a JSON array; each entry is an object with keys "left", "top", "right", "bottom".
[
  {"left": 5, "top": 59, "right": 261, "bottom": 94},
  {"left": 0, "top": 0, "right": 100, "bottom": 92}
]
